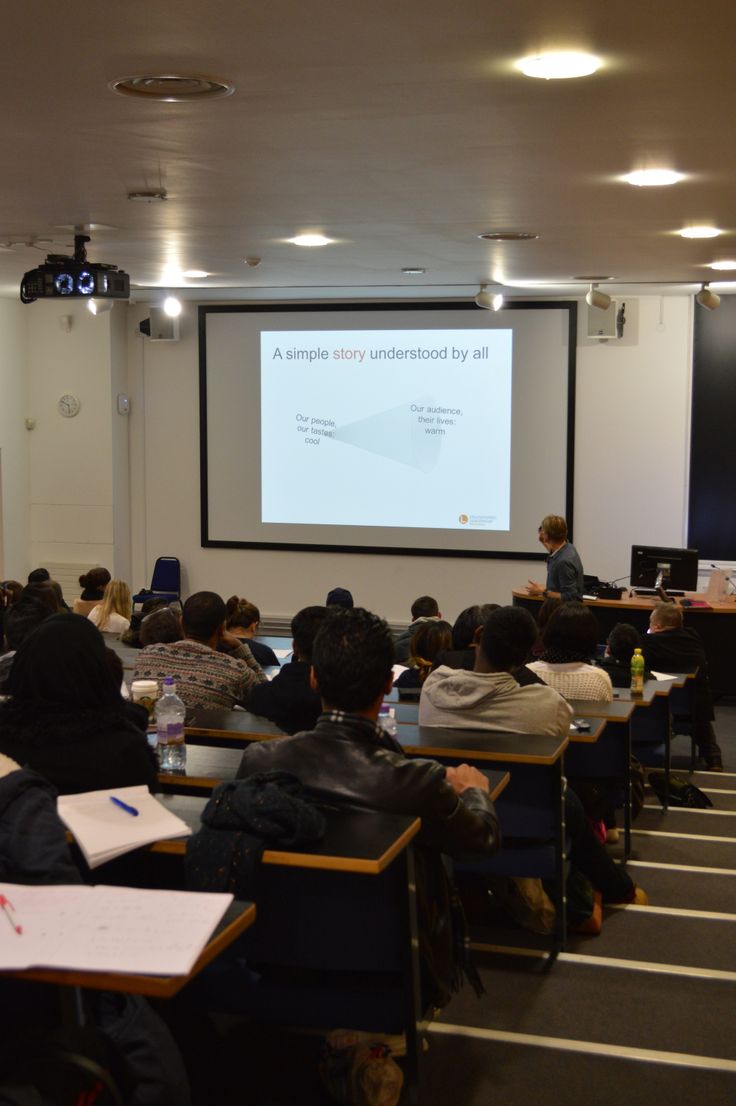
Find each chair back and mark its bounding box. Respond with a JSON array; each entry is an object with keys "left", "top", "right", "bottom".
[{"left": 149, "top": 557, "right": 180, "bottom": 595}]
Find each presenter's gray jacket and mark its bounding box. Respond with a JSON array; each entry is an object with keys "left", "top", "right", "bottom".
[{"left": 547, "top": 541, "right": 584, "bottom": 600}]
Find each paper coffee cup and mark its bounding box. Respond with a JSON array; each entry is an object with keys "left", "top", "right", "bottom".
[{"left": 131, "top": 679, "right": 159, "bottom": 721}]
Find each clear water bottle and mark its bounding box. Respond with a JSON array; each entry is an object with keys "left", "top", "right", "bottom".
[
  {"left": 155, "top": 677, "right": 187, "bottom": 773},
  {"left": 378, "top": 704, "right": 398, "bottom": 738}
]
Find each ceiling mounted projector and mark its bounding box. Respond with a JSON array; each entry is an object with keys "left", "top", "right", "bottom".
[{"left": 20, "top": 233, "right": 130, "bottom": 304}]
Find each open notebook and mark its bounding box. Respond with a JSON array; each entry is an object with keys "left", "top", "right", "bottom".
[
  {"left": 57, "top": 785, "right": 192, "bottom": 868},
  {"left": 0, "top": 883, "right": 232, "bottom": 976}
]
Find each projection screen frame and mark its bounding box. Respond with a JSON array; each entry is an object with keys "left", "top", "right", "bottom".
[{"left": 198, "top": 300, "right": 577, "bottom": 560}]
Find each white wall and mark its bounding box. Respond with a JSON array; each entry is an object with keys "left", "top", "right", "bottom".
[
  {"left": 575, "top": 295, "right": 693, "bottom": 583},
  {"left": 0, "top": 299, "right": 28, "bottom": 580},
  {"left": 23, "top": 301, "right": 130, "bottom": 581},
  {"left": 126, "top": 295, "right": 694, "bottom": 624},
  {"left": 0, "top": 293, "right": 697, "bottom": 616}
]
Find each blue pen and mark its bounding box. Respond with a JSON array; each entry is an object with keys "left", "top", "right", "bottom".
[{"left": 109, "top": 796, "right": 139, "bottom": 817}]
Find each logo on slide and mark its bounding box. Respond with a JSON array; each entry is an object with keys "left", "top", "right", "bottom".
[{"left": 458, "top": 514, "right": 469, "bottom": 525}]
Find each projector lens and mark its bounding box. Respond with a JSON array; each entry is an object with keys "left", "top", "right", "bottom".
[
  {"left": 77, "top": 271, "right": 95, "bottom": 295},
  {"left": 54, "top": 273, "right": 74, "bottom": 295}
]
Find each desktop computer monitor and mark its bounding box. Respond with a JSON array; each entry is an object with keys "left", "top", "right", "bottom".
[{"left": 630, "top": 545, "right": 699, "bottom": 591}]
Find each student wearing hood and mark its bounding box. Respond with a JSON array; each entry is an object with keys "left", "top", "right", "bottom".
[{"left": 0, "top": 614, "right": 158, "bottom": 794}]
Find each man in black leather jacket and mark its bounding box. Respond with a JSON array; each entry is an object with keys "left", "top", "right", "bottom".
[{"left": 237, "top": 606, "right": 499, "bottom": 1005}]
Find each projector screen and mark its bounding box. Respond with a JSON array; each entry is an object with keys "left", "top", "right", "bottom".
[{"left": 199, "top": 301, "right": 576, "bottom": 559}]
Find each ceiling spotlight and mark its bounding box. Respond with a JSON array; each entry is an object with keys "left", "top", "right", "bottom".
[
  {"left": 182, "top": 269, "right": 209, "bottom": 279},
  {"left": 586, "top": 282, "right": 612, "bottom": 310},
  {"left": 163, "top": 296, "right": 182, "bottom": 317},
  {"left": 401, "top": 267, "right": 426, "bottom": 275},
  {"left": 678, "top": 226, "right": 722, "bottom": 239},
  {"left": 622, "top": 169, "right": 684, "bottom": 187},
  {"left": 288, "top": 234, "right": 332, "bottom": 247},
  {"left": 475, "top": 284, "right": 497, "bottom": 310},
  {"left": 708, "top": 260, "right": 736, "bottom": 271},
  {"left": 515, "top": 51, "right": 601, "bottom": 79},
  {"left": 695, "top": 283, "right": 721, "bottom": 310},
  {"left": 87, "top": 298, "right": 114, "bottom": 315}
]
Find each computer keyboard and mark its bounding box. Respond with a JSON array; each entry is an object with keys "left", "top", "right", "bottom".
[{"left": 632, "top": 587, "right": 685, "bottom": 597}]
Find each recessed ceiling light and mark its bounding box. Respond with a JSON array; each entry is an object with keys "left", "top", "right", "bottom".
[
  {"left": 477, "top": 231, "right": 539, "bottom": 241},
  {"left": 128, "top": 190, "right": 167, "bottom": 203},
  {"left": 515, "top": 51, "right": 601, "bottom": 80},
  {"left": 708, "top": 260, "right": 736, "bottom": 271},
  {"left": 622, "top": 169, "right": 685, "bottom": 187},
  {"left": 288, "top": 234, "right": 332, "bottom": 247},
  {"left": 182, "top": 269, "right": 209, "bottom": 279},
  {"left": 110, "top": 75, "right": 234, "bottom": 101},
  {"left": 401, "top": 267, "right": 426, "bottom": 275},
  {"left": 678, "top": 226, "right": 722, "bottom": 239}
]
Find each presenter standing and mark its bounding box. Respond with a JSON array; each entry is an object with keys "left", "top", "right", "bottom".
[{"left": 527, "top": 515, "right": 584, "bottom": 601}]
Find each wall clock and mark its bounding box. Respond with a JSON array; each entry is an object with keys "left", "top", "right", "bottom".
[{"left": 58, "top": 394, "right": 81, "bottom": 418}]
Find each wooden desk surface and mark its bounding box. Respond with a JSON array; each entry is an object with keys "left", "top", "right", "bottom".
[
  {"left": 159, "top": 744, "right": 510, "bottom": 805},
  {"left": 154, "top": 795, "right": 422, "bottom": 875},
  {"left": 186, "top": 708, "right": 286, "bottom": 744},
  {"left": 512, "top": 588, "right": 736, "bottom": 615},
  {"left": 566, "top": 698, "right": 635, "bottom": 722},
  {"left": 398, "top": 724, "right": 568, "bottom": 765},
  {"left": 2, "top": 899, "right": 257, "bottom": 999},
  {"left": 569, "top": 716, "right": 606, "bottom": 744}
]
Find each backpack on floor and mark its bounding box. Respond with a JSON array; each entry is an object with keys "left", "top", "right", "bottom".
[{"left": 648, "top": 772, "right": 713, "bottom": 809}]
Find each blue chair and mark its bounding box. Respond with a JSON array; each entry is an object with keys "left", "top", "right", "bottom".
[{"left": 132, "top": 556, "right": 181, "bottom": 607}]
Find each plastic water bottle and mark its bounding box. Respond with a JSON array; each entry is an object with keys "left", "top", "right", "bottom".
[
  {"left": 155, "top": 677, "right": 187, "bottom": 772},
  {"left": 630, "top": 647, "right": 645, "bottom": 697},
  {"left": 378, "top": 704, "right": 398, "bottom": 738}
]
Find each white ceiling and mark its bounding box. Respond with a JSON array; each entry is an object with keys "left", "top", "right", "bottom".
[{"left": 3, "top": 0, "right": 736, "bottom": 303}]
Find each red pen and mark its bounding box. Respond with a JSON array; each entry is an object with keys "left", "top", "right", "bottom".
[{"left": 0, "top": 893, "right": 22, "bottom": 934}]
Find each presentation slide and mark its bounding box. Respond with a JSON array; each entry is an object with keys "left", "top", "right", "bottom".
[
  {"left": 199, "top": 302, "right": 575, "bottom": 558},
  {"left": 260, "top": 329, "right": 512, "bottom": 531}
]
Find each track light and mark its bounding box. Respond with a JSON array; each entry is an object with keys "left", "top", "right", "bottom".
[
  {"left": 475, "top": 283, "right": 500, "bottom": 310},
  {"left": 163, "top": 295, "right": 182, "bottom": 317},
  {"left": 695, "top": 283, "right": 721, "bottom": 310},
  {"left": 87, "top": 298, "right": 114, "bottom": 315},
  {"left": 586, "top": 282, "right": 612, "bottom": 310}
]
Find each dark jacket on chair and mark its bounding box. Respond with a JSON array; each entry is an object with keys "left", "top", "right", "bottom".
[{"left": 236, "top": 712, "right": 499, "bottom": 1005}]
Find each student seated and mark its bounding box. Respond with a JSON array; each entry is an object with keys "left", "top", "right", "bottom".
[
  {"left": 434, "top": 603, "right": 499, "bottom": 671},
  {"left": 420, "top": 605, "right": 644, "bottom": 908},
  {"left": 0, "top": 614, "right": 157, "bottom": 794},
  {"left": 133, "top": 591, "right": 267, "bottom": 710},
  {"left": 87, "top": 579, "right": 132, "bottom": 635},
  {"left": 247, "top": 605, "right": 327, "bottom": 733},
  {"left": 642, "top": 602, "right": 723, "bottom": 770},
  {"left": 527, "top": 601, "right": 613, "bottom": 701},
  {"left": 73, "top": 566, "right": 112, "bottom": 616},
  {"left": 395, "top": 619, "right": 453, "bottom": 690},
  {"left": 0, "top": 596, "right": 52, "bottom": 692},
  {"left": 121, "top": 596, "right": 170, "bottom": 648},
  {"left": 595, "top": 622, "right": 646, "bottom": 688},
  {"left": 238, "top": 606, "right": 499, "bottom": 1005},
  {"left": 223, "top": 596, "right": 279, "bottom": 667},
  {"left": 393, "top": 594, "right": 444, "bottom": 663}
]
